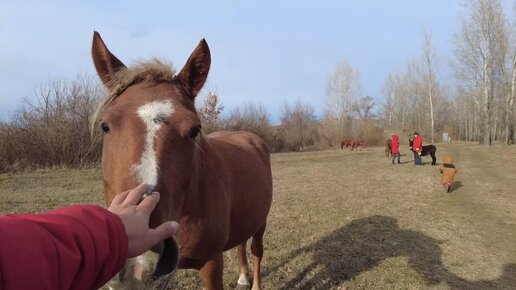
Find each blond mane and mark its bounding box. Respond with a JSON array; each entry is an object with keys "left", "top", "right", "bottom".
[{"left": 90, "top": 59, "right": 176, "bottom": 138}]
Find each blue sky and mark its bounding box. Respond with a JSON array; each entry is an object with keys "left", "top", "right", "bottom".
[{"left": 1, "top": 1, "right": 514, "bottom": 123}]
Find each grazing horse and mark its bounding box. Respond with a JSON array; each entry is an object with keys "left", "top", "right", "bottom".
[
  {"left": 91, "top": 32, "right": 273, "bottom": 290},
  {"left": 385, "top": 139, "right": 392, "bottom": 157},
  {"left": 351, "top": 139, "right": 367, "bottom": 151},
  {"left": 408, "top": 139, "right": 437, "bottom": 165},
  {"left": 340, "top": 138, "right": 354, "bottom": 150}
]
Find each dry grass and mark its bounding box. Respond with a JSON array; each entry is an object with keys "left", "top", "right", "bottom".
[{"left": 1, "top": 143, "right": 516, "bottom": 289}]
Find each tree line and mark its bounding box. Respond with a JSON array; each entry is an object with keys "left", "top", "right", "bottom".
[
  {"left": 0, "top": 73, "right": 383, "bottom": 172},
  {"left": 382, "top": 0, "right": 516, "bottom": 145},
  {"left": 1, "top": 0, "right": 514, "bottom": 172}
]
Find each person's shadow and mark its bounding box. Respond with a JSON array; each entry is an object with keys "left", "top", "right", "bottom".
[{"left": 264, "top": 215, "right": 515, "bottom": 290}]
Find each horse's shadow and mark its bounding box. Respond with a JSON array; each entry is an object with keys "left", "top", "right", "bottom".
[{"left": 265, "top": 215, "right": 515, "bottom": 290}]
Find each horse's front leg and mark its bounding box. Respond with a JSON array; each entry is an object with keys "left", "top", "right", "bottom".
[
  {"left": 200, "top": 253, "right": 224, "bottom": 290},
  {"left": 236, "top": 242, "right": 251, "bottom": 289}
]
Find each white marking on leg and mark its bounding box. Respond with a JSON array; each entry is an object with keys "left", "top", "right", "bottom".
[
  {"left": 132, "top": 100, "right": 174, "bottom": 187},
  {"left": 237, "top": 272, "right": 250, "bottom": 286}
]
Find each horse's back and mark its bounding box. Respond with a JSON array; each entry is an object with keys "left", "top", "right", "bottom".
[
  {"left": 205, "top": 130, "right": 271, "bottom": 183},
  {"left": 207, "top": 131, "right": 270, "bottom": 164}
]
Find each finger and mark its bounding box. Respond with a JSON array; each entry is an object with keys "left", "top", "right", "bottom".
[
  {"left": 123, "top": 184, "right": 151, "bottom": 206},
  {"left": 110, "top": 190, "right": 130, "bottom": 206},
  {"left": 137, "top": 191, "right": 160, "bottom": 213},
  {"left": 146, "top": 221, "right": 179, "bottom": 246}
]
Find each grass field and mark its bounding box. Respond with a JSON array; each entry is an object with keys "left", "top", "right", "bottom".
[{"left": 1, "top": 142, "right": 516, "bottom": 289}]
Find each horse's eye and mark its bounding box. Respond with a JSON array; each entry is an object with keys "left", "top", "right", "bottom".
[
  {"left": 189, "top": 126, "right": 201, "bottom": 139},
  {"left": 100, "top": 122, "right": 110, "bottom": 133},
  {"left": 153, "top": 113, "right": 167, "bottom": 124}
]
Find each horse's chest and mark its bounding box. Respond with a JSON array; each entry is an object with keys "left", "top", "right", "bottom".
[{"left": 177, "top": 215, "right": 229, "bottom": 259}]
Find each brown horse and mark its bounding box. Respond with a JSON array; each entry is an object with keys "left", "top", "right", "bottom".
[
  {"left": 340, "top": 138, "right": 354, "bottom": 150},
  {"left": 91, "top": 32, "right": 273, "bottom": 290},
  {"left": 351, "top": 139, "right": 367, "bottom": 151}
]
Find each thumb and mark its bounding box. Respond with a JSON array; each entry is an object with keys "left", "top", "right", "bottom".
[{"left": 147, "top": 221, "right": 179, "bottom": 245}]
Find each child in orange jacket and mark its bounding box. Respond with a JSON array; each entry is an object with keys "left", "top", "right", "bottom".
[{"left": 440, "top": 155, "right": 458, "bottom": 193}]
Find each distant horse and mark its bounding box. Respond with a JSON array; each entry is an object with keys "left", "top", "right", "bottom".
[
  {"left": 340, "top": 138, "right": 354, "bottom": 150},
  {"left": 351, "top": 139, "right": 367, "bottom": 151},
  {"left": 409, "top": 139, "right": 437, "bottom": 165},
  {"left": 91, "top": 32, "right": 272, "bottom": 290},
  {"left": 385, "top": 139, "right": 392, "bottom": 157}
]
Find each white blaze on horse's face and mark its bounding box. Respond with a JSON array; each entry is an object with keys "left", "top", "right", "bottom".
[{"left": 132, "top": 100, "right": 174, "bottom": 188}]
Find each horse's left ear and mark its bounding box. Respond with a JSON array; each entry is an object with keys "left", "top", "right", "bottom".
[{"left": 177, "top": 39, "right": 211, "bottom": 100}]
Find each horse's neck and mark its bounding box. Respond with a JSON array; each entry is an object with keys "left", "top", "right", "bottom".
[{"left": 182, "top": 139, "right": 222, "bottom": 209}]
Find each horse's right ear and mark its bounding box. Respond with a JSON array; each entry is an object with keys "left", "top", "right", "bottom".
[{"left": 92, "top": 31, "right": 127, "bottom": 90}]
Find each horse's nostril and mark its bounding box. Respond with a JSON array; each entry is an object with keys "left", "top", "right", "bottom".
[{"left": 142, "top": 184, "right": 156, "bottom": 197}]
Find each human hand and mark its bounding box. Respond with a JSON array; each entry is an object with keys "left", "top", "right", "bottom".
[{"left": 108, "top": 184, "right": 179, "bottom": 258}]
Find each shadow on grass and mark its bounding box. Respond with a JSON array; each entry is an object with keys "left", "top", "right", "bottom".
[
  {"left": 452, "top": 181, "right": 463, "bottom": 192},
  {"left": 264, "top": 215, "right": 515, "bottom": 290}
]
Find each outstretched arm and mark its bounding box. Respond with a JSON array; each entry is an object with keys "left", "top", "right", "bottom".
[
  {"left": 0, "top": 184, "right": 178, "bottom": 290},
  {"left": 0, "top": 205, "right": 127, "bottom": 290}
]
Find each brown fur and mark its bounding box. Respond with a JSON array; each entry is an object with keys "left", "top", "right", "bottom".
[
  {"left": 90, "top": 59, "right": 176, "bottom": 138},
  {"left": 91, "top": 31, "right": 272, "bottom": 290},
  {"left": 340, "top": 138, "right": 354, "bottom": 150},
  {"left": 340, "top": 138, "right": 367, "bottom": 151},
  {"left": 351, "top": 139, "right": 367, "bottom": 151},
  {"left": 440, "top": 155, "right": 458, "bottom": 191}
]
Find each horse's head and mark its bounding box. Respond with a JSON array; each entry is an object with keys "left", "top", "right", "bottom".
[{"left": 91, "top": 31, "right": 210, "bottom": 224}]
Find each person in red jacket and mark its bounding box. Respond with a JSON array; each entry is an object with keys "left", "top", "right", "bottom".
[
  {"left": 0, "top": 184, "right": 179, "bottom": 290},
  {"left": 412, "top": 132, "right": 423, "bottom": 165},
  {"left": 391, "top": 134, "right": 401, "bottom": 164}
]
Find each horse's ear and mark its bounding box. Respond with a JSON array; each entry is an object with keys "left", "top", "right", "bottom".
[
  {"left": 177, "top": 39, "right": 211, "bottom": 100},
  {"left": 91, "top": 31, "right": 127, "bottom": 90}
]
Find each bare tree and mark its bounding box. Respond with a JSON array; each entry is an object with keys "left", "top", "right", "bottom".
[
  {"left": 279, "top": 99, "right": 319, "bottom": 151},
  {"left": 507, "top": 51, "right": 516, "bottom": 144},
  {"left": 325, "top": 61, "right": 363, "bottom": 122},
  {"left": 0, "top": 74, "right": 103, "bottom": 171},
  {"left": 198, "top": 91, "right": 224, "bottom": 134},
  {"left": 353, "top": 96, "right": 375, "bottom": 121},
  {"left": 382, "top": 72, "right": 409, "bottom": 131},
  {"left": 220, "top": 102, "right": 271, "bottom": 142},
  {"left": 453, "top": 0, "right": 509, "bottom": 145},
  {"left": 422, "top": 30, "right": 438, "bottom": 144}
]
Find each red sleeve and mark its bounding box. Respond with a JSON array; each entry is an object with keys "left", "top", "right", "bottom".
[{"left": 0, "top": 205, "right": 128, "bottom": 290}]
